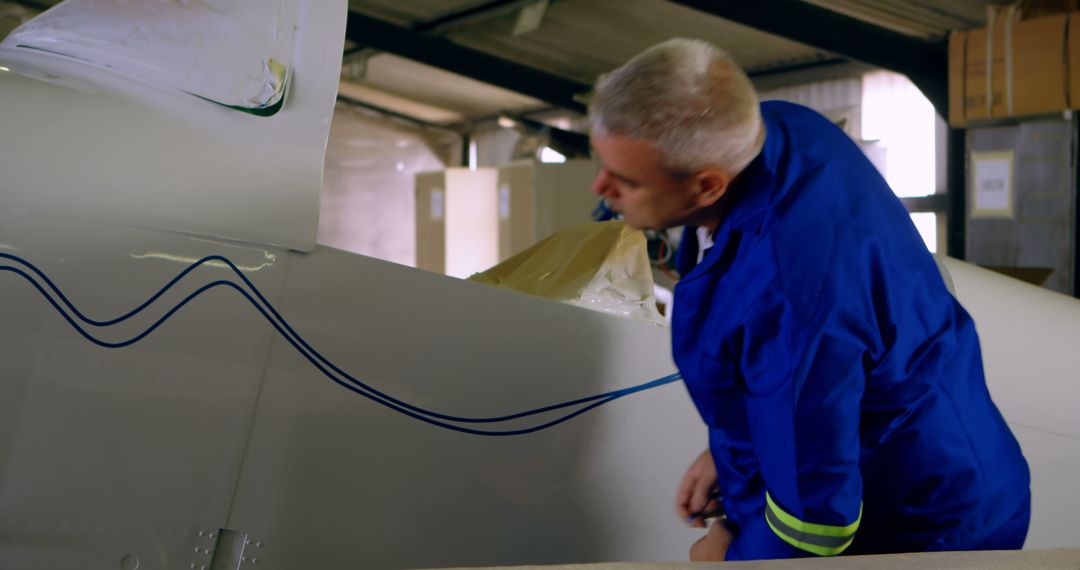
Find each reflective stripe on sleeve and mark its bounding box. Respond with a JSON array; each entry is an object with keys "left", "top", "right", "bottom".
[{"left": 764, "top": 492, "right": 861, "bottom": 556}]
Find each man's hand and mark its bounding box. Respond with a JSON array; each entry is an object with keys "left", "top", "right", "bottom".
[
  {"left": 675, "top": 449, "right": 720, "bottom": 528},
  {"left": 689, "top": 520, "right": 733, "bottom": 561}
]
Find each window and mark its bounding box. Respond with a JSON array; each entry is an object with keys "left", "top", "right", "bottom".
[{"left": 861, "top": 71, "right": 941, "bottom": 253}]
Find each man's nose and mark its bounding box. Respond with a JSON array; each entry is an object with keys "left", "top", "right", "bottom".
[{"left": 592, "top": 170, "right": 615, "bottom": 197}]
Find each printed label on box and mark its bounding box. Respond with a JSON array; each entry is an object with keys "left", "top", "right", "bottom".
[
  {"left": 431, "top": 189, "right": 444, "bottom": 221},
  {"left": 971, "top": 150, "right": 1014, "bottom": 218},
  {"left": 498, "top": 184, "right": 511, "bottom": 219}
]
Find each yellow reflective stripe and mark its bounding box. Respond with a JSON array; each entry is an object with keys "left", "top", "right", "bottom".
[
  {"left": 765, "top": 492, "right": 861, "bottom": 556},
  {"left": 765, "top": 513, "right": 855, "bottom": 556},
  {"left": 766, "top": 493, "right": 861, "bottom": 536}
]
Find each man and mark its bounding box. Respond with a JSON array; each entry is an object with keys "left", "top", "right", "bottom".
[{"left": 588, "top": 38, "right": 1030, "bottom": 561}]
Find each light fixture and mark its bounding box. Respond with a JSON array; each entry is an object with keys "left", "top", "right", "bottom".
[{"left": 539, "top": 146, "right": 566, "bottom": 163}]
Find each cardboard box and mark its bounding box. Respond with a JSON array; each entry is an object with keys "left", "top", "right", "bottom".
[
  {"left": 960, "top": 25, "right": 995, "bottom": 123},
  {"left": 496, "top": 160, "right": 600, "bottom": 260},
  {"left": 415, "top": 171, "right": 448, "bottom": 275},
  {"left": 1070, "top": 12, "right": 1080, "bottom": 106},
  {"left": 1020, "top": 0, "right": 1078, "bottom": 19},
  {"left": 948, "top": 32, "right": 967, "bottom": 127},
  {"left": 417, "top": 161, "right": 598, "bottom": 277},
  {"left": 496, "top": 162, "right": 536, "bottom": 262},
  {"left": 949, "top": 12, "right": 1068, "bottom": 126},
  {"left": 1008, "top": 14, "right": 1068, "bottom": 116},
  {"left": 415, "top": 168, "right": 500, "bottom": 278}
]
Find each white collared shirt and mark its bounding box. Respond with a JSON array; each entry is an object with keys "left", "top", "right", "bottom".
[{"left": 696, "top": 225, "right": 715, "bottom": 264}]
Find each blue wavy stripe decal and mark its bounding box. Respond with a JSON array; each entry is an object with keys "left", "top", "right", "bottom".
[{"left": 0, "top": 252, "right": 682, "bottom": 436}]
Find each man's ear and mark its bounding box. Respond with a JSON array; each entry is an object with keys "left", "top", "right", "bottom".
[{"left": 691, "top": 167, "right": 733, "bottom": 208}]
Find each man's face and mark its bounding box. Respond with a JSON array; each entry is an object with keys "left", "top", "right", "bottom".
[{"left": 590, "top": 133, "right": 700, "bottom": 231}]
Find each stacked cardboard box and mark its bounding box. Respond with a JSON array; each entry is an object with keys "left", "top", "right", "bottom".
[
  {"left": 415, "top": 168, "right": 500, "bottom": 278},
  {"left": 1023, "top": 0, "right": 1078, "bottom": 18},
  {"left": 949, "top": 1, "right": 1080, "bottom": 126},
  {"left": 496, "top": 160, "right": 600, "bottom": 260},
  {"left": 415, "top": 160, "right": 600, "bottom": 278}
]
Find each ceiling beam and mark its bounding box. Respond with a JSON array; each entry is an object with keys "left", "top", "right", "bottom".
[
  {"left": 747, "top": 57, "right": 849, "bottom": 80},
  {"left": 337, "top": 94, "right": 460, "bottom": 133},
  {"left": 419, "top": 0, "right": 548, "bottom": 36},
  {"left": 343, "top": 1, "right": 544, "bottom": 61},
  {"left": 345, "top": 11, "right": 588, "bottom": 114},
  {"left": 666, "top": 0, "right": 948, "bottom": 117},
  {"left": 2, "top": 0, "right": 51, "bottom": 12},
  {"left": 513, "top": 114, "right": 591, "bottom": 157}
]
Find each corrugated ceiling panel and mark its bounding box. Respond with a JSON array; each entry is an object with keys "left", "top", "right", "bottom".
[
  {"left": 346, "top": 0, "right": 490, "bottom": 27},
  {"left": 448, "top": 0, "right": 832, "bottom": 84},
  {"left": 799, "top": 0, "right": 990, "bottom": 40},
  {"left": 354, "top": 53, "right": 546, "bottom": 118}
]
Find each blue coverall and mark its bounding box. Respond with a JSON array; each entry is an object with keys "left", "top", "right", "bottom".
[{"left": 672, "top": 101, "right": 1031, "bottom": 560}]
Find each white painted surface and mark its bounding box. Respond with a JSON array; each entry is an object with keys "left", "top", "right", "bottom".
[
  {"left": 0, "top": 11, "right": 703, "bottom": 561},
  {"left": 1009, "top": 427, "right": 1080, "bottom": 549},
  {"left": 0, "top": 209, "right": 289, "bottom": 569},
  {"left": 0, "top": 208, "right": 701, "bottom": 569},
  {"left": 940, "top": 257, "right": 1080, "bottom": 549},
  {"left": 4, "top": 0, "right": 299, "bottom": 112},
  {"left": 0, "top": 0, "right": 346, "bottom": 252},
  {"left": 224, "top": 246, "right": 701, "bottom": 568}
]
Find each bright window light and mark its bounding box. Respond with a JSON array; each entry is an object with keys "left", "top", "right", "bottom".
[
  {"left": 863, "top": 71, "right": 940, "bottom": 254},
  {"left": 539, "top": 146, "right": 566, "bottom": 163},
  {"left": 862, "top": 71, "right": 936, "bottom": 198},
  {"left": 910, "top": 212, "right": 938, "bottom": 253}
]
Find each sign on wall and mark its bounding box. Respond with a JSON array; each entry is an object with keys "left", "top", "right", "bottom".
[{"left": 970, "top": 150, "right": 1015, "bottom": 219}]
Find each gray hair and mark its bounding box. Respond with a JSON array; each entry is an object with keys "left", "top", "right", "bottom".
[{"left": 589, "top": 38, "right": 764, "bottom": 176}]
